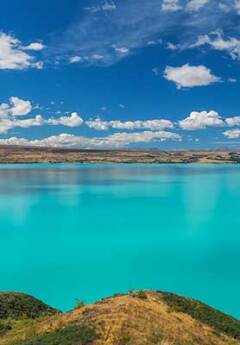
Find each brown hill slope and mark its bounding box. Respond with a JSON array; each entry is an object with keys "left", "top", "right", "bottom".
[{"left": 0, "top": 290, "right": 240, "bottom": 345}]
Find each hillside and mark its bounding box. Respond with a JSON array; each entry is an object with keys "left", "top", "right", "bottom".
[
  {"left": 0, "top": 290, "right": 240, "bottom": 345},
  {"left": 0, "top": 292, "right": 58, "bottom": 320},
  {"left": 0, "top": 146, "right": 239, "bottom": 163}
]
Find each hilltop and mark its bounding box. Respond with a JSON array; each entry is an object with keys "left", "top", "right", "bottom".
[{"left": 0, "top": 290, "right": 240, "bottom": 345}]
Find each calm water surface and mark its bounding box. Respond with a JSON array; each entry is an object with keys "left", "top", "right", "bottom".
[{"left": 0, "top": 164, "right": 240, "bottom": 317}]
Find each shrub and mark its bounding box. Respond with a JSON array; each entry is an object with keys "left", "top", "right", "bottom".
[
  {"left": 118, "top": 334, "right": 132, "bottom": 345},
  {"left": 74, "top": 300, "right": 85, "bottom": 309},
  {"left": 132, "top": 290, "right": 148, "bottom": 300}
]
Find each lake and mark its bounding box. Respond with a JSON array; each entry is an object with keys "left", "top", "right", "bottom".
[{"left": 0, "top": 164, "right": 239, "bottom": 317}]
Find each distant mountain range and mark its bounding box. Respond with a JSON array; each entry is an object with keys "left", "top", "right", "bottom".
[{"left": 0, "top": 146, "right": 240, "bottom": 163}]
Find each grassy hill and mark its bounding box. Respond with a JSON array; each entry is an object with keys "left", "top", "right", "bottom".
[{"left": 0, "top": 290, "right": 239, "bottom": 345}]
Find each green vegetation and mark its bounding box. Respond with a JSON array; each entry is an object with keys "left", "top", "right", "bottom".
[
  {"left": 11, "top": 323, "right": 98, "bottom": 345},
  {"left": 161, "top": 291, "right": 240, "bottom": 339},
  {"left": 74, "top": 300, "right": 85, "bottom": 309},
  {"left": 147, "top": 332, "right": 164, "bottom": 344},
  {"left": 132, "top": 290, "right": 148, "bottom": 300},
  {"left": 0, "top": 292, "right": 58, "bottom": 320}
]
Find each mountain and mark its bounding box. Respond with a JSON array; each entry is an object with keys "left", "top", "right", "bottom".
[{"left": 0, "top": 290, "right": 239, "bottom": 345}]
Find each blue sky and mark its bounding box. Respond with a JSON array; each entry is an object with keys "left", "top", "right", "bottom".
[{"left": 0, "top": 0, "right": 240, "bottom": 149}]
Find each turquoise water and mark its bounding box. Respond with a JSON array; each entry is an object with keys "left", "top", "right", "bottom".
[{"left": 0, "top": 164, "right": 240, "bottom": 317}]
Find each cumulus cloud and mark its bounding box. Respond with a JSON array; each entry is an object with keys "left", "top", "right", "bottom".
[
  {"left": 47, "top": 112, "right": 83, "bottom": 127},
  {"left": 0, "top": 97, "right": 32, "bottom": 117},
  {"left": 86, "top": 118, "right": 174, "bottom": 131},
  {"left": 223, "top": 129, "right": 240, "bottom": 138},
  {"left": 0, "top": 114, "right": 81, "bottom": 134},
  {"left": 225, "top": 116, "right": 240, "bottom": 126},
  {"left": 164, "top": 64, "right": 220, "bottom": 89},
  {"left": 86, "top": 118, "right": 109, "bottom": 130},
  {"left": 10, "top": 97, "right": 32, "bottom": 116},
  {"left": 0, "top": 115, "right": 44, "bottom": 133},
  {"left": 0, "top": 97, "right": 83, "bottom": 133},
  {"left": 180, "top": 110, "right": 240, "bottom": 131},
  {"left": 0, "top": 112, "right": 83, "bottom": 134},
  {"left": 0, "top": 130, "right": 181, "bottom": 149},
  {"left": 179, "top": 110, "right": 224, "bottom": 130},
  {"left": 0, "top": 32, "right": 43, "bottom": 70}
]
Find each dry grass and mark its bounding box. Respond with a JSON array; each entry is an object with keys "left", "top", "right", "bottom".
[{"left": 0, "top": 291, "right": 239, "bottom": 345}]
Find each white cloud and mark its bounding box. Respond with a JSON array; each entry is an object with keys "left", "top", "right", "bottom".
[
  {"left": 91, "top": 54, "right": 104, "bottom": 60},
  {"left": 186, "top": 0, "right": 210, "bottom": 12},
  {"left": 86, "top": 118, "right": 110, "bottom": 130},
  {"left": 0, "top": 115, "right": 44, "bottom": 133},
  {"left": 69, "top": 56, "right": 83, "bottom": 63},
  {"left": 114, "top": 47, "right": 129, "bottom": 53},
  {"left": 105, "top": 130, "right": 181, "bottom": 145},
  {"left": 10, "top": 97, "right": 32, "bottom": 116},
  {"left": 112, "top": 119, "right": 174, "bottom": 130},
  {"left": 22, "top": 42, "right": 45, "bottom": 51},
  {"left": 86, "top": 118, "right": 174, "bottom": 131},
  {"left": 0, "top": 103, "right": 10, "bottom": 117},
  {"left": 0, "top": 96, "right": 83, "bottom": 133},
  {"left": 223, "top": 129, "right": 240, "bottom": 138},
  {"left": 161, "top": 0, "right": 182, "bottom": 12},
  {"left": 0, "top": 130, "right": 181, "bottom": 149},
  {"left": 180, "top": 111, "right": 240, "bottom": 131},
  {"left": 164, "top": 64, "right": 220, "bottom": 89},
  {"left": 47, "top": 112, "right": 83, "bottom": 127},
  {"left": 0, "top": 97, "right": 32, "bottom": 117},
  {"left": 179, "top": 110, "right": 224, "bottom": 130},
  {"left": 0, "top": 112, "right": 83, "bottom": 134},
  {"left": 191, "top": 31, "right": 240, "bottom": 59},
  {"left": 225, "top": 116, "right": 240, "bottom": 126},
  {"left": 0, "top": 32, "right": 43, "bottom": 70}
]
